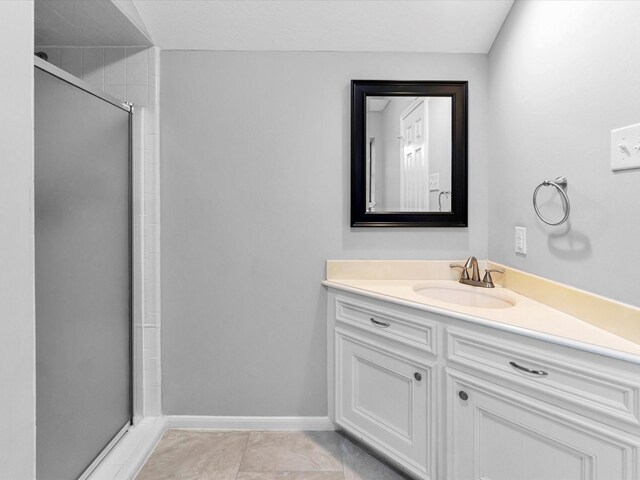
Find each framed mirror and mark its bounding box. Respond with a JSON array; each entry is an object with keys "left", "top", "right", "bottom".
[{"left": 351, "top": 80, "right": 468, "bottom": 227}]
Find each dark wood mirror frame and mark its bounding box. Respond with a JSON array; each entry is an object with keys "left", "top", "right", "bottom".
[{"left": 351, "top": 80, "right": 468, "bottom": 227}]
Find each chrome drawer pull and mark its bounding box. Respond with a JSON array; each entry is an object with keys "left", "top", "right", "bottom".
[
  {"left": 509, "top": 361, "right": 548, "bottom": 376},
  {"left": 370, "top": 317, "right": 390, "bottom": 328}
]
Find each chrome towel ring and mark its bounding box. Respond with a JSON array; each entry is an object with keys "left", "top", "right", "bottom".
[{"left": 532, "top": 176, "right": 570, "bottom": 226}]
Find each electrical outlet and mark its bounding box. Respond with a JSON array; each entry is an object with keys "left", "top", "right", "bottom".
[
  {"left": 429, "top": 173, "right": 440, "bottom": 191},
  {"left": 611, "top": 123, "right": 640, "bottom": 171},
  {"left": 515, "top": 226, "right": 527, "bottom": 255}
]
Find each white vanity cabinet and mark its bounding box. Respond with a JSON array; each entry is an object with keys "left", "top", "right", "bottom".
[
  {"left": 326, "top": 289, "right": 640, "bottom": 480},
  {"left": 330, "top": 295, "right": 438, "bottom": 480}
]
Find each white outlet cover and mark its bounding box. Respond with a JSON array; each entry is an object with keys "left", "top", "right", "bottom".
[
  {"left": 515, "top": 226, "right": 527, "bottom": 255},
  {"left": 429, "top": 173, "right": 440, "bottom": 191},
  {"left": 611, "top": 123, "right": 640, "bottom": 171}
]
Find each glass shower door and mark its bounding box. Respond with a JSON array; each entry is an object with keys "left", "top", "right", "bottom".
[{"left": 34, "top": 66, "right": 132, "bottom": 480}]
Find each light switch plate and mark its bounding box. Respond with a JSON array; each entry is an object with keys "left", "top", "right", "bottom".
[
  {"left": 515, "top": 226, "right": 527, "bottom": 255},
  {"left": 429, "top": 173, "right": 440, "bottom": 191},
  {"left": 611, "top": 123, "right": 640, "bottom": 171}
]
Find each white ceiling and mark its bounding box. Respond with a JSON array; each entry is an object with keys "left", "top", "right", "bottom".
[
  {"left": 368, "top": 98, "right": 390, "bottom": 112},
  {"left": 132, "top": 0, "right": 514, "bottom": 53},
  {"left": 35, "top": 0, "right": 152, "bottom": 46}
]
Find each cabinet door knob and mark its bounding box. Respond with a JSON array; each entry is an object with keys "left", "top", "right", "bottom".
[
  {"left": 414, "top": 372, "right": 422, "bottom": 381},
  {"left": 458, "top": 390, "right": 469, "bottom": 401}
]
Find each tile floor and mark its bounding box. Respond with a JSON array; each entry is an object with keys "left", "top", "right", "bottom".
[{"left": 135, "top": 430, "right": 412, "bottom": 480}]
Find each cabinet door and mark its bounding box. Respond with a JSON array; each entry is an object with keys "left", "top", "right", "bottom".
[
  {"left": 336, "top": 329, "right": 432, "bottom": 479},
  {"left": 447, "top": 369, "right": 640, "bottom": 480}
]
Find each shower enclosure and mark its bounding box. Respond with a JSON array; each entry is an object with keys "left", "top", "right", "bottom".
[{"left": 34, "top": 58, "right": 133, "bottom": 480}]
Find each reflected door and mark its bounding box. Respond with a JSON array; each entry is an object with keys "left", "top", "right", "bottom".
[
  {"left": 400, "top": 99, "right": 428, "bottom": 211},
  {"left": 35, "top": 67, "right": 131, "bottom": 480}
]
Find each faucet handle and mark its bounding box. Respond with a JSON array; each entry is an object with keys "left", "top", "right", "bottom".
[
  {"left": 450, "top": 263, "right": 469, "bottom": 280},
  {"left": 482, "top": 268, "right": 505, "bottom": 288}
]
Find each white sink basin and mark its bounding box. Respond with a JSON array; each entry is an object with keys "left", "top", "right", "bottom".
[{"left": 413, "top": 283, "right": 516, "bottom": 309}]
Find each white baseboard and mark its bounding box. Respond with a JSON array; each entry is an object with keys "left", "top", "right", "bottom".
[
  {"left": 89, "top": 416, "right": 167, "bottom": 480},
  {"left": 166, "top": 415, "right": 335, "bottom": 431}
]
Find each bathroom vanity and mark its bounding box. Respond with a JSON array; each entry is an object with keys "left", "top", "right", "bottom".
[{"left": 324, "top": 261, "right": 640, "bottom": 480}]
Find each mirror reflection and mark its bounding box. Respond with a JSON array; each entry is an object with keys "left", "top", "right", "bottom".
[{"left": 366, "top": 96, "right": 452, "bottom": 212}]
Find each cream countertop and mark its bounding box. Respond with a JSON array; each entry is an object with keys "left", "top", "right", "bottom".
[{"left": 322, "top": 277, "right": 640, "bottom": 363}]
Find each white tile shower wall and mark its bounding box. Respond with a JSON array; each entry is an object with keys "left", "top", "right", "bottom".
[
  {"left": 143, "top": 46, "right": 161, "bottom": 417},
  {"left": 35, "top": 45, "right": 162, "bottom": 416}
]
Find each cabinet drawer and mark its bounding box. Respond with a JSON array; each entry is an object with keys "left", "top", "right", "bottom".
[
  {"left": 335, "top": 328, "right": 432, "bottom": 479},
  {"left": 335, "top": 296, "right": 436, "bottom": 354},
  {"left": 446, "top": 328, "right": 640, "bottom": 426}
]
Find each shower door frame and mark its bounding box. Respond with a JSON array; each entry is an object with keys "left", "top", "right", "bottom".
[{"left": 34, "top": 56, "right": 140, "bottom": 480}]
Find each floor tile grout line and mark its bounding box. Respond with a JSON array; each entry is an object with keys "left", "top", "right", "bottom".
[{"left": 235, "top": 430, "right": 252, "bottom": 479}]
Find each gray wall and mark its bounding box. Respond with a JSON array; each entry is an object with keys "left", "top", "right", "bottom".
[
  {"left": 161, "top": 51, "right": 489, "bottom": 415},
  {"left": 489, "top": 1, "right": 640, "bottom": 306},
  {"left": 0, "top": 1, "right": 35, "bottom": 478}
]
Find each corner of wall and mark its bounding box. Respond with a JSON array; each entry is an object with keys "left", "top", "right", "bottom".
[{"left": 0, "top": 2, "right": 36, "bottom": 478}]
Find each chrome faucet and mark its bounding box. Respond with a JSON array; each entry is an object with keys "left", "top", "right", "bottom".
[
  {"left": 450, "top": 257, "right": 504, "bottom": 288},
  {"left": 465, "top": 256, "right": 481, "bottom": 283}
]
